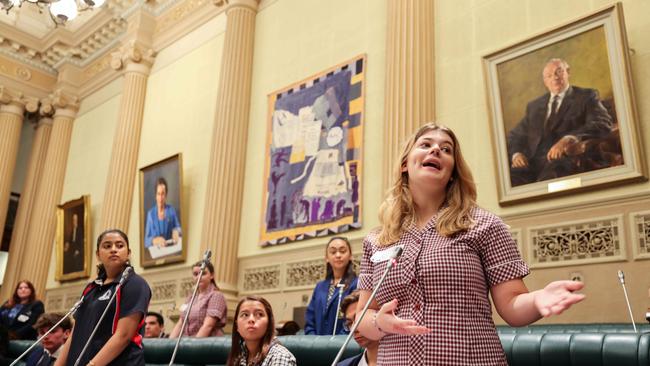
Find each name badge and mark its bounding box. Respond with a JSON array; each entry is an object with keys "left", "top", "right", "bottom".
[
  {"left": 17, "top": 314, "right": 29, "bottom": 323},
  {"left": 370, "top": 245, "right": 403, "bottom": 263}
]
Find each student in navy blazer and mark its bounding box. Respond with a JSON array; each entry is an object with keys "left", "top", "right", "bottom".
[{"left": 305, "top": 237, "right": 358, "bottom": 335}]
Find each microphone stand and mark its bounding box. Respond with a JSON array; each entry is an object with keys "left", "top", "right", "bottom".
[
  {"left": 331, "top": 248, "right": 403, "bottom": 366},
  {"left": 617, "top": 270, "right": 637, "bottom": 333},
  {"left": 73, "top": 267, "right": 132, "bottom": 366},
  {"left": 168, "top": 250, "right": 211, "bottom": 366},
  {"left": 332, "top": 284, "right": 346, "bottom": 337},
  {"left": 9, "top": 299, "right": 84, "bottom": 366}
]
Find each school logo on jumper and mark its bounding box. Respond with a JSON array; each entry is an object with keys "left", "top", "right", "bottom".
[{"left": 98, "top": 290, "right": 112, "bottom": 301}]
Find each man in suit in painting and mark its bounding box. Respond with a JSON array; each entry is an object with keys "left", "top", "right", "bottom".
[
  {"left": 63, "top": 212, "right": 84, "bottom": 274},
  {"left": 507, "top": 58, "right": 613, "bottom": 186}
]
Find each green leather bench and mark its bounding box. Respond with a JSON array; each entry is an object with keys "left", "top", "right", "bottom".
[{"left": 7, "top": 325, "right": 650, "bottom": 365}]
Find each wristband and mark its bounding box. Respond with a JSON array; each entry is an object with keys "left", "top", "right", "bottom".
[{"left": 372, "top": 311, "right": 387, "bottom": 335}]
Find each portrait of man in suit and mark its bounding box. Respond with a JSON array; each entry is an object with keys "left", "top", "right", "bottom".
[
  {"left": 507, "top": 58, "right": 614, "bottom": 186},
  {"left": 63, "top": 211, "right": 84, "bottom": 275}
]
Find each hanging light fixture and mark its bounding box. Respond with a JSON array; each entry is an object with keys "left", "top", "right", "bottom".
[{"left": 1, "top": 0, "right": 107, "bottom": 24}]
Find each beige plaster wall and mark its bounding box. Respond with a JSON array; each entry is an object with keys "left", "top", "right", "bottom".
[
  {"left": 435, "top": 0, "right": 650, "bottom": 323},
  {"left": 127, "top": 14, "right": 226, "bottom": 275},
  {"left": 238, "top": 0, "right": 388, "bottom": 258},
  {"left": 46, "top": 77, "right": 123, "bottom": 289}
]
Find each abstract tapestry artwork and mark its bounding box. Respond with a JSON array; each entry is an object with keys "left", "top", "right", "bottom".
[{"left": 260, "top": 55, "right": 365, "bottom": 246}]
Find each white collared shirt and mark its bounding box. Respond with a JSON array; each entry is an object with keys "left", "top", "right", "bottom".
[{"left": 546, "top": 85, "right": 570, "bottom": 119}]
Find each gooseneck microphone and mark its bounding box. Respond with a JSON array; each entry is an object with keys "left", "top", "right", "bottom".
[
  {"left": 617, "top": 270, "right": 637, "bottom": 333},
  {"left": 332, "top": 283, "right": 346, "bottom": 337},
  {"left": 73, "top": 267, "right": 132, "bottom": 366},
  {"left": 331, "top": 246, "right": 403, "bottom": 366},
  {"left": 10, "top": 298, "right": 85, "bottom": 366},
  {"left": 168, "top": 249, "right": 212, "bottom": 366}
]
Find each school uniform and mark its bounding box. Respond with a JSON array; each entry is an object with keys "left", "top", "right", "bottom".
[
  {"left": 65, "top": 267, "right": 151, "bottom": 366},
  {"left": 358, "top": 208, "right": 529, "bottom": 365}
]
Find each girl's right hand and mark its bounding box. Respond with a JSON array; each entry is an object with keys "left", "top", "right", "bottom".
[{"left": 376, "top": 299, "right": 431, "bottom": 335}]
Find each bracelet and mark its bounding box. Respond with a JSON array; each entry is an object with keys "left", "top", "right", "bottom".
[{"left": 372, "top": 311, "right": 387, "bottom": 335}]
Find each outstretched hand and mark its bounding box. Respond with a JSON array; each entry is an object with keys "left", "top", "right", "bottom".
[
  {"left": 376, "top": 299, "right": 431, "bottom": 335},
  {"left": 534, "top": 280, "right": 586, "bottom": 317}
]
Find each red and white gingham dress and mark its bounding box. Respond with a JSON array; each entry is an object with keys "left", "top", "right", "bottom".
[{"left": 358, "top": 207, "right": 529, "bottom": 365}]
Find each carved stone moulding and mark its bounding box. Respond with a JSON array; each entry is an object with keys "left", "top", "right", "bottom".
[
  {"left": 242, "top": 265, "right": 280, "bottom": 293},
  {"left": 285, "top": 259, "right": 325, "bottom": 289},
  {"left": 151, "top": 280, "right": 177, "bottom": 301},
  {"left": 528, "top": 215, "right": 626, "bottom": 268}
]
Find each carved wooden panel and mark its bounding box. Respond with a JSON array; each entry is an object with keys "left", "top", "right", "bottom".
[
  {"left": 242, "top": 265, "right": 281, "bottom": 292},
  {"left": 528, "top": 215, "right": 625, "bottom": 268}
]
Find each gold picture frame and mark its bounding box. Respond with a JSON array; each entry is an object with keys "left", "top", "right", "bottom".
[
  {"left": 482, "top": 3, "right": 645, "bottom": 205},
  {"left": 56, "top": 195, "right": 91, "bottom": 281},
  {"left": 139, "top": 153, "right": 185, "bottom": 268}
]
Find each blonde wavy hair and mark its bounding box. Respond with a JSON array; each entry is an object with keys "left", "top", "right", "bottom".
[{"left": 377, "top": 123, "right": 477, "bottom": 246}]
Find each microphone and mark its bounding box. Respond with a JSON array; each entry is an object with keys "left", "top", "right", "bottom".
[
  {"left": 617, "top": 270, "right": 637, "bottom": 333},
  {"left": 10, "top": 299, "right": 84, "bottom": 366},
  {"left": 73, "top": 268, "right": 133, "bottom": 366},
  {"left": 332, "top": 283, "right": 346, "bottom": 337},
  {"left": 119, "top": 266, "right": 132, "bottom": 286},
  {"left": 331, "top": 245, "right": 404, "bottom": 365},
  {"left": 168, "top": 250, "right": 212, "bottom": 366},
  {"left": 201, "top": 249, "right": 212, "bottom": 268}
]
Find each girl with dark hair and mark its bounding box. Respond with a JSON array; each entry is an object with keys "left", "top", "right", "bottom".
[
  {"left": 304, "top": 237, "right": 358, "bottom": 335},
  {"left": 0, "top": 280, "right": 44, "bottom": 340},
  {"left": 54, "top": 229, "right": 151, "bottom": 366},
  {"left": 169, "top": 261, "right": 227, "bottom": 337},
  {"left": 356, "top": 123, "right": 585, "bottom": 365},
  {"left": 227, "top": 296, "right": 296, "bottom": 366}
]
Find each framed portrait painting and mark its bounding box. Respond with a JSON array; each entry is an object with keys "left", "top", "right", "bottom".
[
  {"left": 139, "top": 153, "right": 185, "bottom": 267},
  {"left": 260, "top": 55, "right": 366, "bottom": 246},
  {"left": 56, "top": 195, "right": 91, "bottom": 281},
  {"left": 483, "top": 3, "right": 645, "bottom": 205}
]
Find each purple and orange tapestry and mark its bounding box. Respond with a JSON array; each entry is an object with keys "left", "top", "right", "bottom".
[{"left": 260, "top": 55, "right": 365, "bottom": 246}]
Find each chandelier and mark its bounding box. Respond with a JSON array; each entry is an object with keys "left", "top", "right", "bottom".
[{"left": 0, "top": 0, "right": 106, "bottom": 24}]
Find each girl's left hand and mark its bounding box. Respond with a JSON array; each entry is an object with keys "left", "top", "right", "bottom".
[{"left": 534, "top": 280, "right": 586, "bottom": 317}]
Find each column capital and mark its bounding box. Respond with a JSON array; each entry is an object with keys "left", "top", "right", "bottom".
[
  {"left": 45, "top": 89, "right": 80, "bottom": 118},
  {"left": 0, "top": 86, "right": 39, "bottom": 115},
  {"left": 110, "top": 40, "right": 156, "bottom": 75},
  {"left": 214, "top": 0, "right": 259, "bottom": 12}
]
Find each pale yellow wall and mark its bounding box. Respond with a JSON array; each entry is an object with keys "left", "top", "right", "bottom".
[
  {"left": 239, "top": 0, "right": 388, "bottom": 258},
  {"left": 46, "top": 14, "right": 227, "bottom": 289},
  {"left": 127, "top": 14, "right": 226, "bottom": 275},
  {"left": 435, "top": 0, "right": 650, "bottom": 323},
  {"left": 46, "top": 77, "right": 123, "bottom": 289}
]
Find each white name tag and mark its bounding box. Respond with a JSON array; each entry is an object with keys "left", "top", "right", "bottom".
[
  {"left": 16, "top": 314, "right": 29, "bottom": 323},
  {"left": 371, "top": 245, "right": 403, "bottom": 263}
]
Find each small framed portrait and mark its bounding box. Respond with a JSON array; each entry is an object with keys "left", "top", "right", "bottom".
[
  {"left": 139, "top": 153, "right": 185, "bottom": 267},
  {"left": 483, "top": 3, "right": 645, "bottom": 205},
  {"left": 56, "top": 195, "right": 91, "bottom": 281}
]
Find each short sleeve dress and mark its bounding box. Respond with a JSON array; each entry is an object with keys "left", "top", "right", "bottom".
[{"left": 358, "top": 207, "right": 529, "bottom": 365}]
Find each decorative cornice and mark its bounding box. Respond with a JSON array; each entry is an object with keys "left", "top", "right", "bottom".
[{"left": 1, "top": 0, "right": 225, "bottom": 99}]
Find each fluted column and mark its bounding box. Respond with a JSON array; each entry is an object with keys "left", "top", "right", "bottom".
[
  {"left": 99, "top": 42, "right": 155, "bottom": 231},
  {"left": 382, "top": 0, "right": 435, "bottom": 191},
  {"left": 200, "top": 0, "right": 258, "bottom": 294},
  {"left": 0, "top": 115, "right": 53, "bottom": 301},
  {"left": 0, "top": 87, "right": 37, "bottom": 245},
  {"left": 20, "top": 93, "right": 79, "bottom": 297}
]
